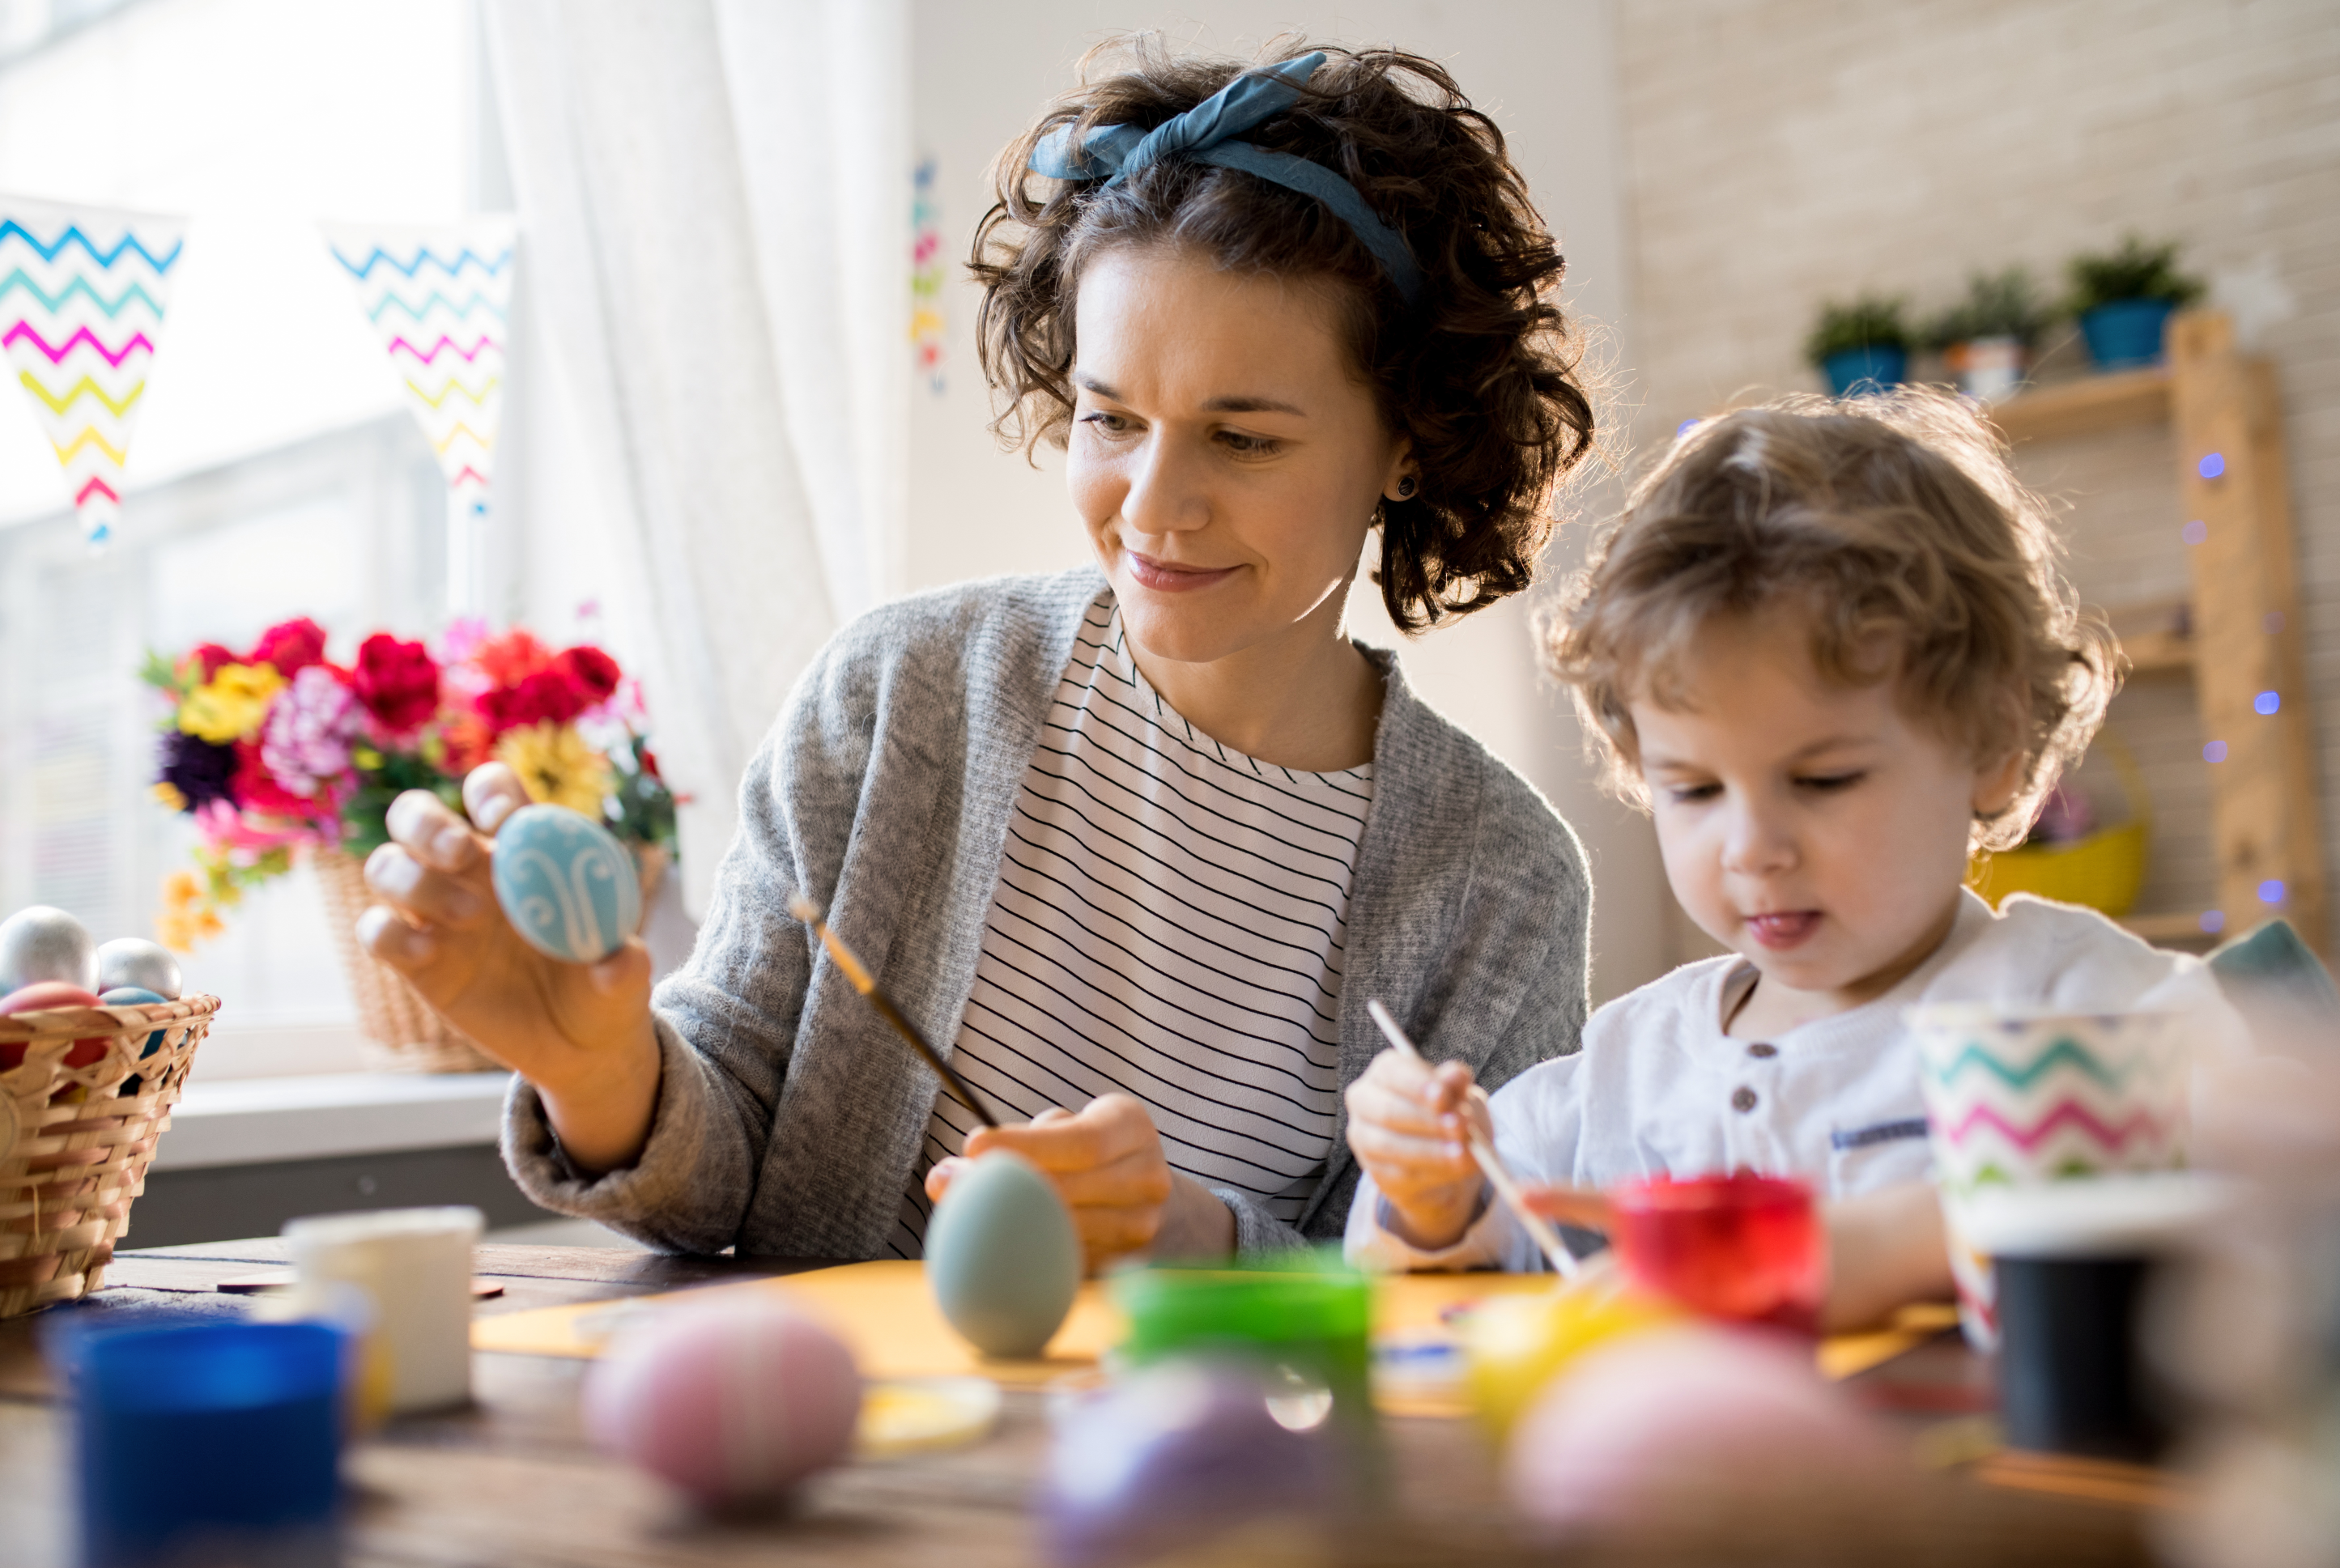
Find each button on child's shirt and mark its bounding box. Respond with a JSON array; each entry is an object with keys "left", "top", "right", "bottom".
[
  {"left": 1747, "top": 1042, "right": 1777, "bottom": 1059},
  {"left": 1730, "top": 1086, "right": 1758, "bottom": 1112}
]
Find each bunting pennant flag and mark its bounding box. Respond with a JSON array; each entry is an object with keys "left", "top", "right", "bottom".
[
  {"left": 0, "top": 197, "right": 186, "bottom": 546},
  {"left": 321, "top": 219, "right": 515, "bottom": 518}
]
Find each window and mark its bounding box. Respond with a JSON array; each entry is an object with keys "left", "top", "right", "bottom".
[
  {"left": 0, "top": 416, "right": 449, "bottom": 1073},
  {"left": 0, "top": 0, "right": 483, "bottom": 1077}
]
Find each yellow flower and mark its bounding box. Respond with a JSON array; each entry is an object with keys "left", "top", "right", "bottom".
[
  {"left": 151, "top": 780, "right": 188, "bottom": 812},
  {"left": 494, "top": 722, "right": 614, "bottom": 817},
  {"left": 179, "top": 663, "right": 285, "bottom": 744},
  {"left": 155, "top": 869, "right": 226, "bottom": 954}
]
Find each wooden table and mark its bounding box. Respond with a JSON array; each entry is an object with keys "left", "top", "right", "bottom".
[{"left": 0, "top": 1243, "right": 2157, "bottom": 1567}]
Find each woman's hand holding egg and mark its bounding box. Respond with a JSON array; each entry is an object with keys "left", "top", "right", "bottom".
[
  {"left": 925, "top": 1093, "right": 1234, "bottom": 1272},
  {"left": 358, "top": 764, "right": 661, "bottom": 1174},
  {"left": 1343, "top": 1051, "right": 1492, "bottom": 1250}
]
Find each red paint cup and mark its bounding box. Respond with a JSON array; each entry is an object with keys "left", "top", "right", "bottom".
[{"left": 1608, "top": 1173, "right": 1826, "bottom": 1332}]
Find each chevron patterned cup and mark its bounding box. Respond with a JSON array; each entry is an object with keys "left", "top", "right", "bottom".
[{"left": 1908, "top": 1005, "right": 2193, "bottom": 1351}]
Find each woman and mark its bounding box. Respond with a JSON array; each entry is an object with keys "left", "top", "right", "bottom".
[{"left": 361, "top": 39, "right": 1597, "bottom": 1264}]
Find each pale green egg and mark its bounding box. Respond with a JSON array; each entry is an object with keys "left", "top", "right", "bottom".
[{"left": 925, "top": 1150, "right": 1080, "bottom": 1358}]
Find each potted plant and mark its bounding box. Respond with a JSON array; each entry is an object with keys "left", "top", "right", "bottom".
[
  {"left": 2065, "top": 235, "right": 2203, "bottom": 371},
  {"left": 1925, "top": 267, "right": 2048, "bottom": 403},
  {"left": 1805, "top": 295, "right": 1912, "bottom": 397}
]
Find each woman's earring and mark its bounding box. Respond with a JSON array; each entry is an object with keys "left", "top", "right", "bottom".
[{"left": 1395, "top": 475, "right": 1418, "bottom": 500}]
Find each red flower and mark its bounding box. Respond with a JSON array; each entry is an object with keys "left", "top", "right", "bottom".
[
  {"left": 248, "top": 617, "right": 330, "bottom": 678},
  {"left": 230, "top": 739, "right": 332, "bottom": 822},
  {"left": 439, "top": 712, "right": 495, "bottom": 776},
  {"left": 352, "top": 635, "right": 441, "bottom": 733},
  {"left": 473, "top": 630, "right": 553, "bottom": 688},
  {"left": 637, "top": 746, "right": 664, "bottom": 781},
  {"left": 188, "top": 643, "right": 238, "bottom": 682},
  {"left": 554, "top": 645, "right": 621, "bottom": 707},
  {"left": 478, "top": 669, "right": 586, "bottom": 735}
]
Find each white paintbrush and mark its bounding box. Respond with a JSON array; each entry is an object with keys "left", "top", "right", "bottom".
[{"left": 1366, "top": 999, "right": 1580, "bottom": 1279}]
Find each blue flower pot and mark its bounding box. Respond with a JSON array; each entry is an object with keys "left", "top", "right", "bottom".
[
  {"left": 2079, "top": 299, "right": 2176, "bottom": 370},
  {"left": 1821, "top": 346, "right": 1908, "bottom": 397}
]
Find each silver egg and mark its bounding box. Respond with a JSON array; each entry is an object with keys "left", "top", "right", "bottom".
[
  {"left": 96, "top": 938, "right": 183, "bottom": 1001},
  {"left": 0, "top": 906, "right": 97, "bottom": 994}
]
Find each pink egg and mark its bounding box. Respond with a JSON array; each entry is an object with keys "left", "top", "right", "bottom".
[
  {"left": 1504, "top": 1324, "right": 1892, "bottom": 1532},
  {"left": 583, "top": 1295, "right": 863, "bottom": 1506}
]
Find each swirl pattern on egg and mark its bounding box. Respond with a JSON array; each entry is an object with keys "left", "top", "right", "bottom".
[{"left": 491, "top": 805, "right": 642, "bottom": 964}]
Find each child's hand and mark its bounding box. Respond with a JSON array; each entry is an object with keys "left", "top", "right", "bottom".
[{"left": 1344, "top": 1051, "right": 1492, "bottom": 1250}]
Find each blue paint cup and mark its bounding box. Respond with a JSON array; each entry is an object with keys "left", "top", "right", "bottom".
[{"left": 56, "top": 1318, "right": 347, "bottom": 1567}]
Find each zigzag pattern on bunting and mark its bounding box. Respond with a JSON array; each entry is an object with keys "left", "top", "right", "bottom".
[
  {"left": 323, "top": 219, "right": 513, "bottom": 513},
  {"left": 0, "top": 197, "right": 185, "bottom": 545}
]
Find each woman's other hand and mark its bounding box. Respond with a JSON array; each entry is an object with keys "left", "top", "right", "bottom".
[
  {"left": 358, "top": 763, "right": 662, "bottom": 1174},
  {"left": 924, "top": 1094, "right": 1232, "bottom": 1272},
  {"left": 1342, "top": 1051, "right": 1491, "bottom": 1250}
]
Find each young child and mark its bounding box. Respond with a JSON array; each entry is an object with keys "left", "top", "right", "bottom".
[{"left": 1342, "top": 388, "right": 2246, "bottom": 1328}]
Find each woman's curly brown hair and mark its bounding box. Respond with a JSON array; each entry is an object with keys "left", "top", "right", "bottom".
[
  {"left": 1542, "top": 387, "right": 2121, "bottom": 852},
  {"left": 973, "top": 34, "right": 1595, "bottom": 631}
]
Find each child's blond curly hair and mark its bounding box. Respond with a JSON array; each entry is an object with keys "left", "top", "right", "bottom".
[{"left": 1542, "top": 387, "right": 2119, "bottom": 852}]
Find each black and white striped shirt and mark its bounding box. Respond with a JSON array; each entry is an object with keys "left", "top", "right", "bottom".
[{"left": 887, "top": 593, "right": 1372, "bottom": 1257}]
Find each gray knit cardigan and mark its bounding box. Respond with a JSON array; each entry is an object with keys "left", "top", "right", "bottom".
[{"left": 502, "top": 567, "right": 1592, "bottom": 1258}]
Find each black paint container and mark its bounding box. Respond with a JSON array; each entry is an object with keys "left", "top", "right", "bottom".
[
  {"left": 1960, "top": 1174, "right": 2232, "bottom": 1462},
  {"left": 1993, "top": 1252, "right": 2167, "bottom": 1460}
]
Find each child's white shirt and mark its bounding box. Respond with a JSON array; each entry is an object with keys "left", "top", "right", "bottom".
[{"left": 1344, "top": 891, "right": 2247, "bottom": 1273}]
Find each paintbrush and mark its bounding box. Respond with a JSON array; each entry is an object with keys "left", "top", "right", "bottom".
[
  {"left": 1366, "top": 998, "right": 1580, "bottom": 1278},
  {"left": 788, "top": 894, "right": 1002, "bottom": 1128}
]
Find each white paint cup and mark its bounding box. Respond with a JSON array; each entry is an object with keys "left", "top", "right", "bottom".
[{"left": 283, "top": 1205, "right": 484, "bottom": 1413}]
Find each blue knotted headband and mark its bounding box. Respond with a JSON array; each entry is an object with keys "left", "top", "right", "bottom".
[{"left": 1028, "top": 51, "right": 1427, "bottom": 304}]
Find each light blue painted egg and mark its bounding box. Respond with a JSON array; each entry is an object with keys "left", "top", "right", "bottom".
[
  {"left": 100, "top": 987, "right": 168, "bottom": 1056},
  {"left": 491, "top": 805, "right": 641, "bottom": 965},
  {"left": 925, "top": 1150, "right": 1081, "bottom": 1358}
]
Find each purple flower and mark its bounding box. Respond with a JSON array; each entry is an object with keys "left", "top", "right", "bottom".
[
  {"left": 159, "top": 729, "right": 237, "bottom": 811},
  {"left": 261, "top": 665, "right": 360, "bottom": 797}
]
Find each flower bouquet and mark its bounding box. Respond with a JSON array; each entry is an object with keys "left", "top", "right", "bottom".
[{"left": 142, "top": 616, "right": 679, "bottom": 1070}]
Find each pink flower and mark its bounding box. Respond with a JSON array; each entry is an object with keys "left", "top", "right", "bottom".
[
  {"left": 261, "top": 665, "right": 360, "bottom": 797},
  {"left": 192, "top": 798, "right": 324, "bottom": 860}
]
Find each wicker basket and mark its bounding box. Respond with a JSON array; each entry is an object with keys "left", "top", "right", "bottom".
[
  {"left": 0, "top": 994, "right": 218, "bottom": 1317},
  {"left": 313, "top": 845, "right": 501, "bottom": 1074},
  {"left": 312, "top": 841, "right": 670, "bottom": 1075}
]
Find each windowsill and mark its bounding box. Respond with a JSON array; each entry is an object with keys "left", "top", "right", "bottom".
[{"left": 152, "top": 1072, "right": 514, "bottom": 1172}]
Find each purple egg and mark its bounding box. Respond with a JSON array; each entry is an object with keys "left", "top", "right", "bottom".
[{"left": 1040, "top": 1359, "right": 1337, "bottom": 1568}]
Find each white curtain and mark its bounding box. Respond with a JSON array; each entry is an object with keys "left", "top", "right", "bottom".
[{"left": 483, "top": 0, "right": 909, "bottom": 916}]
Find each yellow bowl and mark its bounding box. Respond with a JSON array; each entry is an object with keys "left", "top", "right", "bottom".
[{"left": 1967, "top": 821, "right": 2148, "bottom": 917}]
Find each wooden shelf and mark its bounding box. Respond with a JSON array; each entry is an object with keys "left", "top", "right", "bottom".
[
  {"left": 2103, "top": 597, "right": 2194, "bottom": 677},
  {"left": 1989, "top": 368, "right": 2172, "bottom": 444},
  {"left": 1979, "top": 315, "right": 2325, "bottom": 953}
]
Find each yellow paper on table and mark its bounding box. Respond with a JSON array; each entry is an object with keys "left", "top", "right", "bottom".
[
  {"left": 471, "top": 1260, "right": 1119, "bottom": 1387},
  {"left": 469, "top": 1261, "right": 1951, "bottom": 1407}
]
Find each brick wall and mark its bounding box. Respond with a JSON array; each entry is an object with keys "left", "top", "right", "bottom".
[{"left": 1615, "top": 0, "right": 2340, "bottom": 952}]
